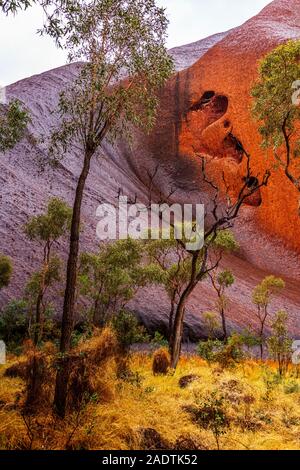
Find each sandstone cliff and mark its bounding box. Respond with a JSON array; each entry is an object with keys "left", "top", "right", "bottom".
[{"left": 1, "top": 0, "right": 300, "bottom": 338}]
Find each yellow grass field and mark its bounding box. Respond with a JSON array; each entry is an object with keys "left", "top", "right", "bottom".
[{"left": 1, "top": 341, "right": 300, "bottom": 451}]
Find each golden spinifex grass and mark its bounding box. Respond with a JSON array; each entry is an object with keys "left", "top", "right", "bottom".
[{"left": 1, "top": 335, "right": 300, "bottom": 450}]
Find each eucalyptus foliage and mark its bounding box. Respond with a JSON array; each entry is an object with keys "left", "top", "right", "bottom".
[
  {"left": 23, "top": 198, "right": 72, "bottom": 344},
  {"left": 43, "top": 0, "right": 173, "bottom": 417},
  {"left": 24, "top": 197, "right": 72, "bottom": 247},
  {"left": 47, "top": 0, "right": 173, "bottom": 164},
  {"left": 268, "top": 310, "right": 292, "bottom": 377},
  {"left": 0, "top": 100, "right": 29, "bottom": 152},
  {"left": 252, "top": 39, "right": 300, "bottom": 191},
  {"left": 0, "top": 253, "right": 13, "bottom": 290},
  {"left": 79, "top": 238, "right": 162, "bottom": 325},
  {"left": 252, "top": 275, "right": 285, "bottom": 360}
]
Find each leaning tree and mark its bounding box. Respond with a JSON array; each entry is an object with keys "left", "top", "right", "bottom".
[
  {"left": 168, "top": 155, "right": 269, "bottom": 369},
  {"left": 136, "top": 154, "right": 270, "bottom": 368},
  {"left": 46, "top": 0, "right": 173, "bottom": 417}
]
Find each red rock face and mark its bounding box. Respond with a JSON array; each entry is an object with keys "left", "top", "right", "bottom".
[
  {"left": 1, "top": 0, "right": 300, "bottom": 337},
  {"left": 148, "top": 0, "right": 300, "bottom": 253}
]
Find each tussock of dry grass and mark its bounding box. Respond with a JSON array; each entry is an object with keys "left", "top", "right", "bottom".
[{"left": 1, "top": 338, "right": 300, "bottom": 450}]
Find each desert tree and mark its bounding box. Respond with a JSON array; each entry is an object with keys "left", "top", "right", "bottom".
[
  {"left": 209, "top": 269, "right": 235, "bottom": 341},
  {"left": 24, "top": 257, "right": 61, "bottom": 342},
  {"left": 252, "top": 275, "right": 285, "bottom": 360},
  {"left": 268, "top": 310, "right": 292, "bottom": 377},
  {"left": 24, "top": 197, "right": 72, "bottom": 344},
  {"left": 166, "top": 153, "right": 270, "bottom": 369},
  {"left": 145, "top": 236, "right": 192, "bottom": 339},
  {"left": 202, "top": 311, "right": 222, "bottom": 340},
  {"left": 146, "top": 225, "right": 238, "bottom": 362},
  {"left": 169, "top": 229, "right": 238, "bottom": 368},
  {"left": 0, "top": 253, "right": 13, "bottom": 290},
  {"left": 78, "top": 238, "right": 163, "bottom": 326},
  {"left": 134, "top": 152, "right": 269, "bottom": 369},
  {"left": 252, "top": 39, "right": 300, "bottom": 206},
  {"left": 47, "top": 0, "right": 173, "bottom": 417}
]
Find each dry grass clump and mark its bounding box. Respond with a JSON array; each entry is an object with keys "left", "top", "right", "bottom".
[
  {"left": 152, "top": 348, "right": 170, "bottom": 376},
  {"left": 0, "top": 328, "right": 118, "bottom": 450},
  {"left": 24, "top": 351, "right": 54, "bottom": 414},
  {"left": 67, "top": 327, "right": 118, "bottom": 411},
  {"left": 4, "top": 361, "right": 28, "bottom": 380},
  {"left": 4, "top": 340, "right": 55, "bottom": 414}
]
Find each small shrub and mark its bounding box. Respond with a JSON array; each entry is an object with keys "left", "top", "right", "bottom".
[
  {"left": 0, "top": 300, "right": 29, "bottom": 350},
  {"left": 4, "top": 360, "right": 28, "bottom": 379},
  {"left": 151, "top": 331, "right": 168, "bottom": 348},
  {"left": 262, "top": 369, "right": 281, "bottom": 401},
  {"left": 0, "top": 253, "right": 13, "bottom": 290},
  {"left": 202, "top": 311, "right": 222, "bottom": 339},
  {"left": 197, "top": 339, "right": 223, "bottom": 366},
  {"left": 118, "top": 370, "right": 144, "bottom": 388},
  {"left": 215, "top": 334, "right": 245, "bottom": 369},
  {"left": 197, "top": 334, "right": 245, "bottom": 369},
  {"left": 112, "top": 311, "right": 148, "bottom": 378},
  {"left": 239, "top": 329, "right": 261, "bottom": 351},
  {"left": 185, "top": 391, "right": 229, "bottom": 450},
  {"left": 152, "top": 348, "right": 170, "bottom": 376},
  {"left": 71, "top": 321, "right": 93, "bottom": 348},
  {"left": 111, "top": 310, "right": 148, "bottom": 354},
  {"left": 284, "top": 380, "right": 300, "bottom": 395}
]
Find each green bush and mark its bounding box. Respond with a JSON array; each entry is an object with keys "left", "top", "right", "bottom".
[
  {"left": 111, "top": 310, "right": 148, "bottom": 353},
  {"left": 197, "top": 339, "right": 223, "bottom": 366},
  {"left": 151, "top": 331, "right": 168, "bottom": 348},
  {"left": 187, "top": 391, "right": 229, "bottom": 450},
  {"left": 284, "top": 380, "right": 300, "bottom": 395},
  {"left": 70, "top": 321, "right": 93, "bottom": 348},
  {"left": 0, "top": 253, "right": 13, "bottom": 290},
  {"left": 0, "top": 299, "right": 28, "bottom": 351},
  {"left": 215, "top": 334, "right": 245, "bottom": 368},
  {"left": 197, "top": 334, "right": 245, "bottom": 369}
]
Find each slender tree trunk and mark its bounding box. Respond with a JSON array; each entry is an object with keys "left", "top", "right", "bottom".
[
  {"left": 259, "top": 323, "right": 265, "bottom": 361},
  {"left": 34, "top": 247, "right": 49, "bottom": 346},
  {"left": 53, "top": 150, "right": 92, "bottom": 417},
  {"left": 169, "top": 250, "right": 208, "bottom": 369},
  {"left": 220, "top": 308, "right": 227, "bottom": 342},
  {"left": 93, "top": 296, "right": 101, "bottom": 325},
  {"left": 169, "top": 284, "right": 195, "bottom": 369},
  {"left": 259, "top": 337, "right": 263, "bottom": 361},
  {"left": 34, "top": 292, "right": 43, "bottom": 346},
  {"left": 259, "top": 310, "right": 267, "bottom": 361},
  {"left": 168, "top": 299, "right": 175, "bottom": 342}
]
